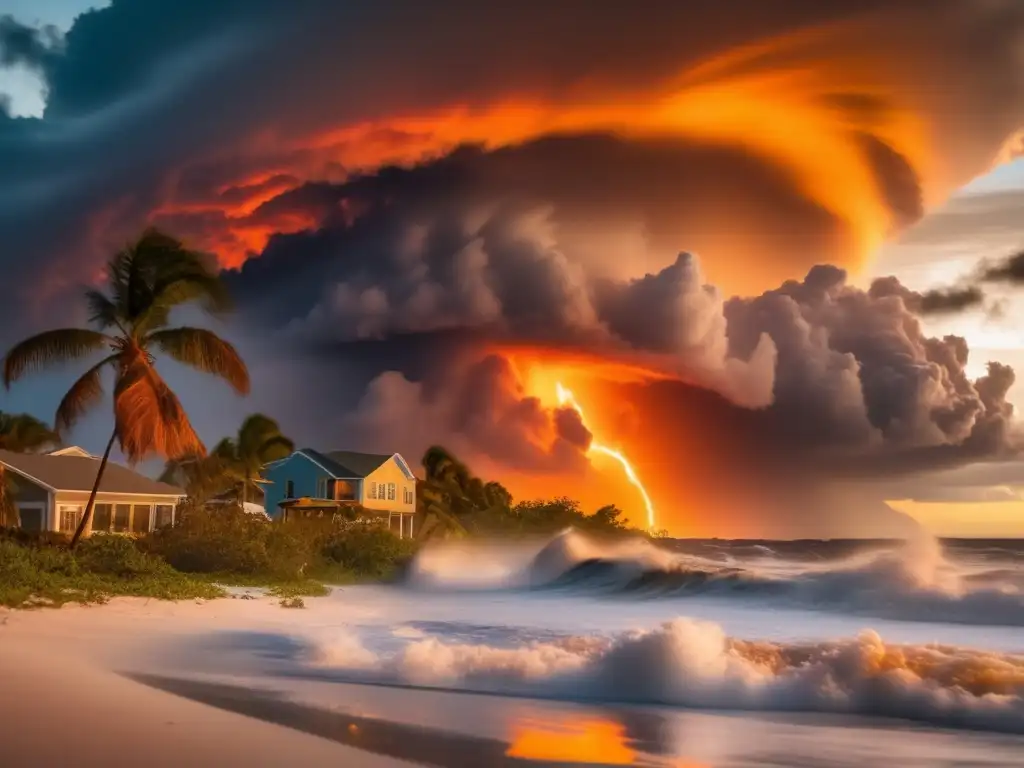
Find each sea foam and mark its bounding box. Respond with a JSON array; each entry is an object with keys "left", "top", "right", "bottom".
[{"left": 296, "top": 617, "right": 1024, "bottom": 734}]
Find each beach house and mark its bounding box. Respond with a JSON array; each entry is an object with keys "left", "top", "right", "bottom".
[
  {"left": 0, "top": 446, "right": 186, "bottom": 533},
  {"left": 262, "top": 449, "right": 417, "bottom": 537}
]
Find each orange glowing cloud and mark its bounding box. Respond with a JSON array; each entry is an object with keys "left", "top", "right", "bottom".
[
  {"left": 223, "top": 17, "right": 937, "bottom": 277},
  {"left": 142, "top": 14, "right": 967, "bottom": 279}
]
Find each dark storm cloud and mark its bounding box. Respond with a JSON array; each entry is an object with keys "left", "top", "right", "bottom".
[
  {"left": 339, "top": 354, "right": 593, "bottom": 475},
  {"left": 1, "top": 0, "right": 1024, "bottom": 331},
  {"left": 868, "top": 276, "right": 986, "bottom": 316},
  {"left": 0, "top": 15, "right": 61, "bottom": 72},
  {"left": 2, "top": 0, "right": 1024, "bottom": 534},
  {"left": 980, "top": 249, "right": 1024, "bottom": 284}
]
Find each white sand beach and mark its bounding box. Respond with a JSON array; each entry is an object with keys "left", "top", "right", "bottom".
[{"left": 0, "top": 597, "right": 402, "bottom": 768}]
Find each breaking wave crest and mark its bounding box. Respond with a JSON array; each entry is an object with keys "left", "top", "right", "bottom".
[
  {"left": 298, "top": 618, "right": 1024, "bottom": 734},
  {"left": 404, "top": 530, "right": 1024, "bottom": 626}
]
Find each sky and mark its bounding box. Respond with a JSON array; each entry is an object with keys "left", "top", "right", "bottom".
[{"left": 1, "top": 0, "right": 1024, "bottom": 538}]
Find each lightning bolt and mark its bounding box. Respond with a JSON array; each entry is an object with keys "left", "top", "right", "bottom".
[{"left": 556, "top": 382, "right": 656, "bottom": 531}]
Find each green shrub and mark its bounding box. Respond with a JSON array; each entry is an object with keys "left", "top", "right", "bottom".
[
  {"left": 144, "top": 505, "right": 274, "bottom": 574},
  {"left": 321, "top": 524, "right": 417, "bottom": 579},
  {"left": 0, "top": 538, "right": 221, "bottom": 608},
  {"left": 75, "top": 534, "right": 169, "bottom": 577}
]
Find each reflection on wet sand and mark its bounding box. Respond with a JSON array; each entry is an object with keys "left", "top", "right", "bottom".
[
  {"left": 506, "top": 712, "right": 706, "bottom": 767},
  {"left": 506, "top": 716, "right": 637, "bottom": 763},
  {"left": 125, "top": 674, "right": 702, "bottom": 766}
]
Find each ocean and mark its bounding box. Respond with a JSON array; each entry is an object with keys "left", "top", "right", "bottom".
[{"left": 133, "top": 530, "right": 1024, "bottom": 766}]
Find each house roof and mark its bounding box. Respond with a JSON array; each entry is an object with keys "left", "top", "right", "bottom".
[
  {"left": 0, "top": 449, "right": 185, "bottom": 496},
  {"left": 300, "top": 448, "right": 394, "bottom": 478}
]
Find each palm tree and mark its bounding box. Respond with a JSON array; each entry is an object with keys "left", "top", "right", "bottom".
[
  {"left": 415, "top": 445, "right": 472, "bottom": 539},
  {"left": 158, "top": 452, "right": 237, "bottom": 507},
  {"left": 2, "top": 228, "right": 250, "bottom": 547},
  {"left": 0, "top": 411, "right": 59, "bottom": 527},
  {"left": 211, "top": 414, "right": 294, "bottom": 506}
]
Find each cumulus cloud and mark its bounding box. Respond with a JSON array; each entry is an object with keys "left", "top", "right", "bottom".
[{"left": 724, "top": 268, "right": 1017, "bottom": 467}]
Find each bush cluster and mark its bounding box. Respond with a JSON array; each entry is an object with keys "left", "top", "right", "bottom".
[
  {"left": 144, "top": 505, "right": 418, "bottom": 583},
  {"left": 0, "top": 533, "right": 222, "bottom": 608}
]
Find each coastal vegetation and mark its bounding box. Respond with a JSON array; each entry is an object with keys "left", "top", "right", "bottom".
[{"left": 0, "top": 507, "right": 415, "bottom": 608}]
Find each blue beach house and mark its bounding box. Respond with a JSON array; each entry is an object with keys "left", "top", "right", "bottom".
[{"left": 262, "top": 449, "right": 417, "bottom": 537}]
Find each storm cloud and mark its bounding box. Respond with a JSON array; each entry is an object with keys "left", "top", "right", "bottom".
[{"left": 3, "top": 0, "right": 1024, "bottom": 535}]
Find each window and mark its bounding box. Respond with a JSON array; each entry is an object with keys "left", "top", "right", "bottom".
[
  {"left": 131, "top": 505, "right": 152, "bottom": 534},
  {"left": 317, "top": 478, "right": 328, "bottom": 498},
  {"left": 92, "top": 503, "right": 113, "bottom": 533},
  {"left": 154, "top": 505, "right": 174, "bottom": 529},
  {"left": 58, "top": 506, "right": 83, "bottom": 533},
  {"left": 369, "top": 481, "right": 377, "bottom": 500},
  {"left": 404, "top": 487, "right": 414, "bottom": 505},
  {"left": 112, "top": 504, "right": 131, "bottom": 533},
  {"left": 387, "top": 482, "right": 396, "bottom": 501},
  {"left": 285, "top": 480, "right": 295, "bottom": 498}
]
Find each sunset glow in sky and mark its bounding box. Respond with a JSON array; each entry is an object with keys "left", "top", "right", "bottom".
[{"left": 3, "top": 1, "right": 1024, "bottom": 537}]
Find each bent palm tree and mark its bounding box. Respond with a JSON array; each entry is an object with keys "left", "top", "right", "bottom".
[
  {"left": 0, "top": 412, "right": 59, "bottom": 527},
  {"left": 2, "top": 228, "right": 250, "bottom": 547},
  {"left": 211, "top": 414, "right": 294, "bottom": 506}
]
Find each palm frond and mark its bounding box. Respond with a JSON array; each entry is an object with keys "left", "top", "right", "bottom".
[
  {"left": 54, "top": 355, "right": 117, "bottom": 434},
  {"left": 146, "top": 326, "right": 250, "bottom": 394},
  {"left": 85, "top": 289, "right": 121, "bottom": 330},
  {"left": 237, "top": 414, "right": 288, "bottom": 455},
  {"left": 257, "top": 434, "right": 294, "bottom": 464},
  {"left": 3, "top": 328, "right": 112, "bottom": 388},
  {"left": 212, "top": 437, "right": 237, "bottom": 460},
  {"left": 0, "top": 411, "right": 59, "bottom": 452},
  {"left": 113, "top": 355, "right": 205, "bottom": 462}
]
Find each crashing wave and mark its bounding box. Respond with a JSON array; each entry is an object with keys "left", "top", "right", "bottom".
[
  {"left": 298, "top": 617, "right": 1024, "bottom": 734},
  {"left": 404, "top": 529, "right": 1024, "bottom": 626}
]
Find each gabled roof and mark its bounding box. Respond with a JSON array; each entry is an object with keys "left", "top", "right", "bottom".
[
  {"left": 48, "top": 446, "right": 94, "bottom": 458},
  {"left": 290, "top": 448, "right": 409, "bottom": 479},
  {"left": 0, "top": 449, "right": 185, "bottom": 496}
]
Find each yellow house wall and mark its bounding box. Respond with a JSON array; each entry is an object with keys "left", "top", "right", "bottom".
[{"left": 360, "top": 458, "right": 415, "bottom": 514}]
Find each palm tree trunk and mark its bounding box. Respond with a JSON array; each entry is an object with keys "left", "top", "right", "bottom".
[
  {"left": 69, "top": 429, "right": 117, "bottom": 549},
  {"left": 242, "top": 472, "right": 248, "bottom": 507},
  {"left": 0, "top": 464, "right": 17, "bottom": 528}
]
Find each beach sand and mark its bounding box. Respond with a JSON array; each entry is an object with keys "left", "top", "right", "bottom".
[{"left": 0, "top": 598, "right": 404, "bottom": 768}]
